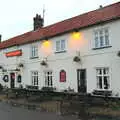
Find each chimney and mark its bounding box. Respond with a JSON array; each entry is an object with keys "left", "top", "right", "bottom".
[
  {"left": 33, "top": 14, "right": 44, "bottom": 30},
  {"left": 0, "top": 35, "right": 2, "bottom": 42}
]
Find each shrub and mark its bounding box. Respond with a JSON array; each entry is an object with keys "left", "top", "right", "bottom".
[
  {"left": 0, "top": 83, "right": 3, "bottom": 92},
  {"left": 41, "top": 87, "right": 54, "bottom": 91}
]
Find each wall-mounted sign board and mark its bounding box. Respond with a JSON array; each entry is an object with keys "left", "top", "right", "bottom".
[{"left": 5, "top": 50, "right": 22, "bottom": 57}]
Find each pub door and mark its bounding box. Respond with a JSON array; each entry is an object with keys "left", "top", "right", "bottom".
[
  {"left": 10, "top": 73, "right": 15, "bottom": 88},
  {"left": 77, "top": 69, "right": 87, "bottom": 93}
]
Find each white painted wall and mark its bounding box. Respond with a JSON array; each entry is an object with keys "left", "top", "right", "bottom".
[{"left": 0, "top": 19, "right": 120, "bottom": 97}]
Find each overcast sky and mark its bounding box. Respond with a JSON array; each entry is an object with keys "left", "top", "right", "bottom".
[{"left": 0, "top": 0, "right": 120, "bottom": 41}]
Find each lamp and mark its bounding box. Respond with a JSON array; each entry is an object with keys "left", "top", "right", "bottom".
[{"left": 71, "top": 29, "right": 81, "bottom": 40}]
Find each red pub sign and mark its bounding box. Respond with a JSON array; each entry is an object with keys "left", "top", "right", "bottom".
[
  {"left": 5, "top": 50, "right": 22, "bottom": 57},
  {"left": 60, "top": 70, "right": 66, "bottom": 82}
]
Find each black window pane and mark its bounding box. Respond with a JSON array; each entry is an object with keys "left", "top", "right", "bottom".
[
  {"left": 104, "top": 76, "right": 108, "bottom": 89},
  {"left": 99, "top": 69, "right": 102, "bottom": 74},
  {"left": 99, "top": 76, "right": 102, "bottom": 89}
]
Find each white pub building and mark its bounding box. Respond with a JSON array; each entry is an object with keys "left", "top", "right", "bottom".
[{"left": 0, "top": 2, "right": 120, "bottom": 97}]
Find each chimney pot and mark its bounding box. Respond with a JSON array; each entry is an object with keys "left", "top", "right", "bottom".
[
  {"left": 33, "top": 14, "right": 44, "bottom": 30},
  {"left": 99, "top": 5, "right": 103, "bottom": 9}
]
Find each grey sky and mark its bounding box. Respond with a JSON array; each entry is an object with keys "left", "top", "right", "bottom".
[{"left": 0, "top": 0, "right": 119, "bottom": 41}]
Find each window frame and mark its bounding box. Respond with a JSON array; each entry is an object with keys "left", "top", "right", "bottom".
[
  {"left": 55, "top": 39, "right": 66, "bottom": 53},
  {"left": 96, "top": 67, "right": 110, "bottom": 90},
  {"left": 93, "top": 28, "right": 111, "bottom": 49},
  {"left": 44, "top": 71, "right": 53, "bottom": 87},
  {"left": 30, "top": 44, "right": 38, "bottom": 58},
  {"left": 31, "top": 71, "right": 39, "bottom": 86}
]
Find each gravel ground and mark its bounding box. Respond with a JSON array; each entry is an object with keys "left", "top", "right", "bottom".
[{"left": 0, "top": 101, "right": 79, "bottom": 120}]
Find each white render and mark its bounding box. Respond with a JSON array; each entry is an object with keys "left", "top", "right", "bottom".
[{"left": 0, "top": 19, "right": 120, "bottom": 97}]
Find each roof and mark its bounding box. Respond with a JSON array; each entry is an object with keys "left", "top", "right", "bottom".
[{"left": 0, "top": 2, "right": 120, "bottom": 50}]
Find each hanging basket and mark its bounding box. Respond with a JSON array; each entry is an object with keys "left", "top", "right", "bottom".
[
  {"left": 18, "top": 63, "right": 24, "bottom": 68},
  {"left": 117, "top": 51, "right": 120, "bottom": 57},
  {"left": 73, "top": 56, "right": 81, "bottom": 62},
  {"left": 0, "top": 66, "right": 3, "bottom": 69},
  {"left": 40, "top": 60, "right": 47, "bottom": 66}
]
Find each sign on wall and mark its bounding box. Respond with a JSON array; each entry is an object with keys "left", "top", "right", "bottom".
[
  {"left": 5, "top": 50, "right": 22, "bottom": 57},
  {"left": 60, "top": 70, "right": 66, "bottom": 82}
]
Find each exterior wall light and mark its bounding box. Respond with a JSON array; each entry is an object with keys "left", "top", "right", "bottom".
[{"left": 71, "top": 29, "right": 81, "bottom": 40}]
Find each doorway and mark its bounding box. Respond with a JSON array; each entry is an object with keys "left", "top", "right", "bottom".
[
  {"left": 77, "top": 69, "right": 87, "bottom": 93},
  {"left": 10, "top": 73, "right": 15, "bottom": 88}
]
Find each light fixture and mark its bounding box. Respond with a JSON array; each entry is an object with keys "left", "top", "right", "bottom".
[{"left": 71, "top": 29, "right": 81, "bottom": 40}]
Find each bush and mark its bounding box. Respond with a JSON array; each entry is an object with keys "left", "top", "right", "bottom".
[
  {"left": 0, "top": 84, "right": 3, "bottom": 92},
  {"left": 41, "top": 87, "right": 55, "bottom": 92},
  {"left": 26, "top": 85, "right": 38, "bottom": 90}
]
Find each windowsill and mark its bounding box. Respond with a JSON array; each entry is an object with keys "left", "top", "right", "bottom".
[
  {"left": 92, "top": 46, "right": 112, "bottom": 50},
  {"left": 95, "top": 89, "right": 111, "bottom": 91},
  {"left": 30, "top": 56, "right": 39, "bottom": 59},
  {"left": 92, "top": 89, "right": 112, "bottom": 96},
  {"left": 55, "top": 50, "right": 66, "bottom": 54}
]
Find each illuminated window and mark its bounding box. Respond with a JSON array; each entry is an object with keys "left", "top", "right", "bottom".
[
  {"left": 56, "top": 40, "right": 66, "bottom": 52},
  {"left": 94, "top": 28, "right": 110, "bottom": 48},
  {"left": 96, "top": 68, "right": 110, "bottom": 90},
  {"left": 31, "top": 71, "right": 38, "bottom": 86},
  {"left": 30, "top": 45, "right": 38, "bottom": 58}
]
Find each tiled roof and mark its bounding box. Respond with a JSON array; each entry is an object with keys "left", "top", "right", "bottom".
[{"left": 0, "top": 2, "right": 120, "bottom": 49}]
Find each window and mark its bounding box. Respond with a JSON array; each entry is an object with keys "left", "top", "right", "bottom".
[
  {"left": 94, "top": 28, "right": 110, "bottom": 48},
  {"left": 17, "top": 75, "right": 22, "bottom": 83},
  {"left": 44, "top": 71, "right": 53, "bottom": 87},
  {"left": 96, "top": 68, "right": 110, "bottom": 90},
  {"left": 56, "top": 40, "right": 66, "bottom": 52},
  {"left": 31, "top": 71, "right": 38, "bottom": 86},
  {"left": 30, "top": 45, "right": 38, "bottom": 58}
]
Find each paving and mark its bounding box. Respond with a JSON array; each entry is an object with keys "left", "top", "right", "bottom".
[{"left": 0, "top": 101, "right": 79, "bottom": 120}]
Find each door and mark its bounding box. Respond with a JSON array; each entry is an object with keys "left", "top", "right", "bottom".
[
  {"left": 77, "top": 69, "right": 87, "bottom": 93},
  {"left": 10, "top": 73, "right": 15, "bottom": 88}
]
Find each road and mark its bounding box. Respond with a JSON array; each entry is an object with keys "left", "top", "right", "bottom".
[{"left": 0, "top": 102, "right": 78, "bottom": 120}]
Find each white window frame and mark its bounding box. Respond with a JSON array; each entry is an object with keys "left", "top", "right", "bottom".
[
  {"left": 96, "top": 67, "right": 110, "bottom": 90},
  {"left": 30, "top": 45, "right": 38, "bottom": 58},
  {"left": 94, "top": 28, "right": 110, "bottom": 48},
  {"left": 44, "top": 71, "right": 53, "bottom": 87},
  {"left": 31, "top": 71, "right": 39, "bottom": 86},
  {"left": 56, "top": 39, "right": 66, "bottom": 52}
]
